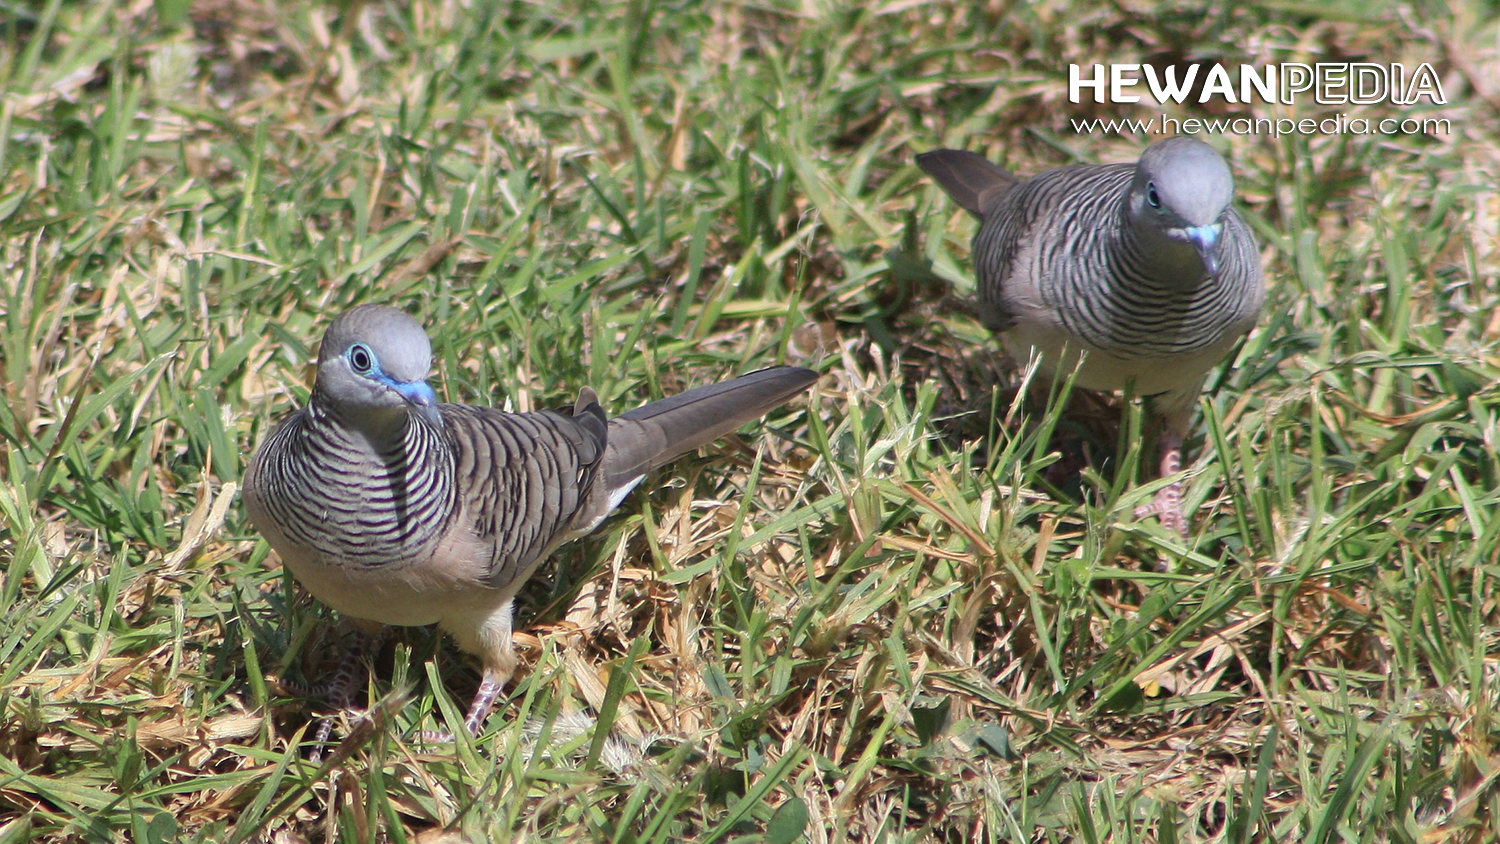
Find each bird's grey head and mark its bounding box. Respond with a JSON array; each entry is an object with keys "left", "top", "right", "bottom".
[
  {"left": 314, "top": 304, "right": 440, "bottom": 429},
  {"left": 1128, "top": 137, "right": 1235, "bottom": 277}
]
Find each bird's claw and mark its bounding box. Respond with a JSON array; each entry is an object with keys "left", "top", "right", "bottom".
[{"left": 1133, "top": 482, "right": 1189, "bottom": 538}]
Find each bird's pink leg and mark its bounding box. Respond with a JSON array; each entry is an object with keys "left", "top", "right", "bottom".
[
  {"left": 1133, "top": 393, "right": 1193, "bottom": 538},
  {"left": 1128, "top": 431, "right": 1188, "bottom": 539},
  {"left": 420, "top": 605, "right": 517, "bottom": 743},
  {"left": 1149, "top": 427, "right": 1188, "bottom": 537},
  {"left": 462, "top": 670, "right": 507, "bottom": 736}
]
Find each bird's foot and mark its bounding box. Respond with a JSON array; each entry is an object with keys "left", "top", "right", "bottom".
[
  {"left": 1132, "top": 424, "right": 1189, "bottom": 538},
  {"left": 1133, "top": 481, "right": 1189, "bottom": 538},
  {"left": 414, "top": 671, "right": 508, "bottom": 745},
  {"left": 275, "top": 630, "right": 381, "bottom": 762}
]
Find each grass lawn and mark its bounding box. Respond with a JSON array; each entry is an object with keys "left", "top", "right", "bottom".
[{"left": 2, "top": 0, "right": 1498, "bottom": 841}]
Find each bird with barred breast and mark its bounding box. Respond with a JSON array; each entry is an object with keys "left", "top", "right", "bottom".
[
  {"left": 917, "top": 136, "right": 1264, "bottom": 535},
  {"left": 244, "top": 304, "right": 818, "bottom": 751}
]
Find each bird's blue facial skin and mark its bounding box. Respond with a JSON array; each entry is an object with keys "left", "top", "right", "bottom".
[
  {"left": 388, "top": 377, "right": 442, "bottom": 428},
  {"left": 389, "top": 378, "right": 437, "bottom": 408},
  {"left": 1182, "top": 224, "right": 1223, "bottom": 276},
  {"left": 347, "top": 344, "right": 441, "bottom": 426}
]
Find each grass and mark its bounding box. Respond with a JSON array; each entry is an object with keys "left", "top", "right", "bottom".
[{"left": 2, "top": 0, "right": 1498, "bottom": 840}]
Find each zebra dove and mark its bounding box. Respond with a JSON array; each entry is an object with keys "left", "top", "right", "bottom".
[
  {"left": 917, "top": 136, "right": 1264, "bottom": 535},
  {"left": 243, "top": 304, "right": 817, "bottom": 747}
]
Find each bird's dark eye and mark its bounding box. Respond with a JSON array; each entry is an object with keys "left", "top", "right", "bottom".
[
  {"left": 1146, "top": 183, "right": 1161, "bottom": 209},
  {"left": 348, "top": 343, "right": 375, "bottom": 374}
]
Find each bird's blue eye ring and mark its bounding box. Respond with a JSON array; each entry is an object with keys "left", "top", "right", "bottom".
[
  {"left": 348, "top": 343, "right": 376, "bottom": 374},
  {"left": 1146, "top": 183, "right": 1161, "bottom": 209}
]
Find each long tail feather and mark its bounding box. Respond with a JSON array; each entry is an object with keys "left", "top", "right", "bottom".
[
  {"left": 915, "top": 149, "right": 1017, "bottom": 218},
  {"left": 602, "top": 365, "right": 818, "bottom": 489}
]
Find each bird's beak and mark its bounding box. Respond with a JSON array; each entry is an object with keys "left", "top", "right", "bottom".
[
  {"left": 1184, "top": 224, "right": 1222, "bottom": 277},
  {"left": 396, "top": 380, "right": 443, "bottom": 429}
]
